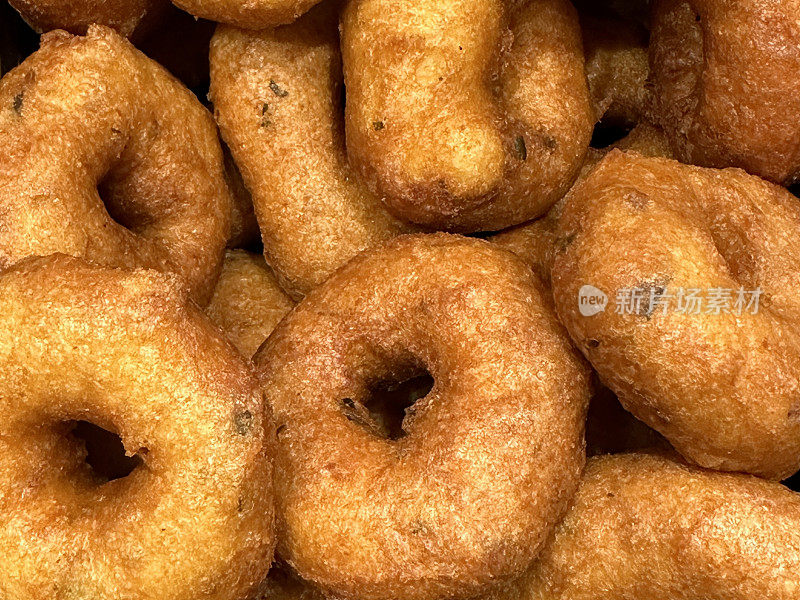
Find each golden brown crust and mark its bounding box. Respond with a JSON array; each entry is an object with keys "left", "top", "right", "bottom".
[
  {"left": 650, "top": 0, "right": 800, "bottom": 184},
  {"left": 486, "top": 453, "right": 800, "bottom": 599},
  {"left": 253, "top": 233, "right": 591, "bottom": 600},
  {"left": 210, "top": 3, "right": 414, "bottom": 299},
  {"left": 207, "top": 250, "right": 294, "bottom": 358},
  {"left": 0, "top": 254, "right": 275, "bottom": 599},
  {"left": 551, "top": 150, "right": 800, "bottom": 479},
  {"left": 9, "top": 0, "right": 167, "bottom": 37},
  {"left": 0, "top": 26, "right": 231, "bottom": 305},
  {"left": 172, "top": 0, "right": 323, "bottom": 29},
  {"left": 341, "top": 0, "right": 594, "bottom": 231},
  {"left": 489, "top": 123, "right": 672, "bottom": 286}
]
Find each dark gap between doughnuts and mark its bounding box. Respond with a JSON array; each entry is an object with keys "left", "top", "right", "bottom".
[
  {"left": 70, "top": 420, "right": 143, "bottom": 482},
  {"left": 590, "top": 117, "right": 632, "bottom": 149}
]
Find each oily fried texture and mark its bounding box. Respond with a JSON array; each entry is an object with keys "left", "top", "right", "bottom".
[
  {"left": 490, "top": 123, "right": 672, "bottom": 286},
  {"left": 207, "top": 250, "right": 294, "bottom": 358},
  {"left": 650, "top": 0, "right": 800, "bottom": 184},
  {"left": 0, "top": 26, "right": 231, "bottom": 305},
  {"left": 210, "top": 2, "right": 413, "bottom": 299},
  {"left": 341, "top": 0, "right": 593, "bottom": 231},
  {"left": 486, "top": 453, "right": 800, "bottom": 599},
  {"left": 581, "top": 11, "right": 651, "bottom": 127},
  {"left": 552, "top": 150, "right": 800, "bottom": 479},
  {"left": 253, "top": 234, "right": 591, "bottom": 600},
  {"left": 0, "top": 255, "right": 275, "bottom": 600},
  {"left": 9, "top": 0, "right": 166, "bottom": 37},
  {"left": 172, "top": 0, "right": 323, "bottom": 29}
]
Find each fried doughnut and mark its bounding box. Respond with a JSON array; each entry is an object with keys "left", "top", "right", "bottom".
[
  {"left": 551, "top": 150, "right": 800, "bottom": 479},
  {"left": 0, "top": 26, "right": 231, "bottom": 305},
  {"left": 650, "top": 0, "right": 800, "bottom": 184},
  {"left": 9, "top": 0, "right": 167, "bottom": 37},
  {"left": 207, "top": 250, "right": 294, "bottom": 358},
  {"left": 253, "top": 234, "right": 591, "bottom": 600},
  {"left": 340, "top": 0, "right": 594, "bottom": 231},
  {"left": 172, "top": 0, "right": 322, "bottom": 29},
  {"left": 0, "top": 254, "right": 274, "bottom": 599},
  {"left": 210, "top": 2, "right": 413, "bottom": 299},
  {"left": 490, "top": 123, "right": 671, "bottom": 285},
  {"left": 486, "top": 452, "right": 800, "bottom": 599}
]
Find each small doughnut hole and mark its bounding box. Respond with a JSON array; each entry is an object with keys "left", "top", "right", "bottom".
[
  {"left": 70, "top": 420, "right": 143, "bottom": 482},
  {"left": 365, "top": 373, "right": 434, "bottom": 440},
  {"left": 346, "top": 373, "right": 434, "bottom": 440}
]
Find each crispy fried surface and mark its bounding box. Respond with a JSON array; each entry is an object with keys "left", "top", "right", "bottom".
[
  {"left": 9, "top": 0, "right": 166, "bottom": 37},
  {"left": 341, "top": 0, "right": 593, "bottom": 231},
  {"left": 207, "top": 250, "right": 294, "bottom": 358},
  {"left": 552, "top": 150, "right": 800, "bottom": 479},
  {"left": 253, "top": 234, "right": 591, "bottom": 600},
  {"left": 0, "top": 255, "right": 275, "bottom": 599},
  {"left": 650, "top": 0, "right": 800, "bottom": 183},
  {"left": 173, "top": 0, "right": 323, "bottom": 29},
  {"left": 0, "top": 26, "right": 231, "bottom": 305},
  {"left": 486, "top": 453, "right": 800, "bottom": 599},
  {"left": 210, "top": 3, "right": 414, "bottom": 299}
]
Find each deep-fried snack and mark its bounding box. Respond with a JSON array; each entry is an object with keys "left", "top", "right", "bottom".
[
  {"left": 9, "top": 0, "right": 166, "bottom": 37},
  {"left": 581, "top": 11, "right": 650, "bottom": 127},
  {"left": 0, "top": 26, "right": 231, "bottom": 305},
  {"left": 490, "top": 123, "right": 671, "bottom": 285},
  {"left": 486, "top": 452, "right": 800, "bottom": 599},
  {"left": 172, "top": 0, "right": 322, "bottom": 29},
  {"left": 253, "top": 234, "right": 591, "bottom": 600},
  {"left": 650, "top": 0, "right": 800, "bottom": 184},
  {"left": 207, "top": 250, "right": 294, "bottom": 358},
  {"left": 0, "top": 255, "right": 274, "bottom": 599},
  {"left": 552, "top": 150, "right": 800, "bottom": 479},
  {"left": 210, "top": 2, "right": 413, "bottom": 299},
  {"left": 340, "top": 0, "right": 593, "bottom": 231}
]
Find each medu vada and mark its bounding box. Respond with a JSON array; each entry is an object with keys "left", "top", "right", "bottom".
[
  {"left": 9, "top": 0, "right": 167, "bottom": 37},
  {"left": 207, "top": 250, "right": 294, "bottom": 358},
  {"left": 485, "top": 452, "right": 800, "bottom": 599},
  {"left": 0, "top": 254, "right": 274, "bottom": 599},
  {"left": 210, "top": 2, "right": 414, "bottom": 299},
  {"left": 551, "top": 150, "right": 800, "bottom": 479},
  {"left": 650, "top": 0, "right": 800, "bottom": 184},
  {"left": 253, "top": 233, "right": 591, "bottom": 600},
  {"left": 172, "top": 0, "right": 322, "bottom": 29},
  {"left": 0, "top": 26, "right": 232, "bottom": 305},
  {"left": 340, "top": 0, "right": 594, "bottom": 232}
]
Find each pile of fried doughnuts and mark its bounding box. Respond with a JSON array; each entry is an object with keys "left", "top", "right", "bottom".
[{"left": 2, "top": 0, "right": 800, "bottom": 598}]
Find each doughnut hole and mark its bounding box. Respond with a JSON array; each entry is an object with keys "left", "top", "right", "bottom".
[
  {"left": 70, "top": 420, "right": 144, "bottom": 483},
  {"left": 359, "top": 373, "right": 435, "bottom": 440}
]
